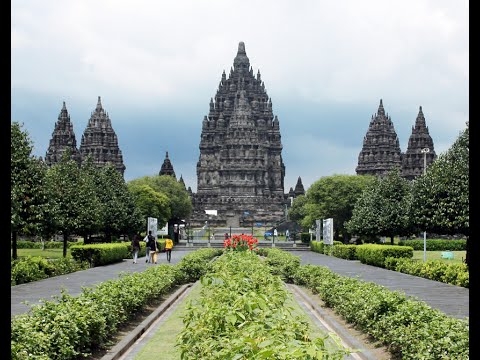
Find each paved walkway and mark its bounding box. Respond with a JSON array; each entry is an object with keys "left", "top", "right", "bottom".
[{"left": 11, "top": 249, "right": 469, "bottom": 319}]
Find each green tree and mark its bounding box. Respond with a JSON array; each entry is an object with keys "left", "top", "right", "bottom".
[
  {"left": 10, "top": 122, "right": 47, "bottom": 259},
  {"left": 127, "top": 183, "right": 171, "bottom": 229},
  {"left": 346, "top": 168, "right": 414, "bottom": 244},
  {"left": 76, "top": 157, "right": 103, "bottom": 243},
  {"left": 301, "top": 174, "right": 375, "bottom": 242},
  {"left": 344, "top": 182, "right": 383, "bottom": 243},
  {"left": 44, "top": 152, "right": 97, "bottom": 256},
  {"left": 11, "top": 122, "right": 48, "bottom": 258},
  {"left": 94, "top": 163, "right": 143, "bottom": 242},
  {"left": 411, "top": 123, "right": 469, "bottom": 263},
  {"left": 288, "top": 195, "right": 307, "bottom": 223},
  {"left": 128, "top": 175, "right": 192, "bottom": 222}
]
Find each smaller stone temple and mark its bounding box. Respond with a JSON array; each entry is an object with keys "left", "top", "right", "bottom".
[
  {"left": 401, "top": 106, "right": 437, "bottom": 180},
  {"left": 45, "top": 101, "right": 81, "bottom": 166},
  {"left": 158, "top": 151, "right": 176, "bottom": 178},
  {"left": 356, "top": 99, "right": 436, "bottom": 179},
  {"left": 178, "top": 174, "right": 186, "bottom": 189},
  {"left": 79, "top": 96, "right": 126, "bottom": 176},
  {"left": 356, "top": 99, "right": 403, "bottom": 177},
  {"left": 287, "top": 176, "right": 305, "bottom": 205}
]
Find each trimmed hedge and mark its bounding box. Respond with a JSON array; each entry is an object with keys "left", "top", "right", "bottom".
[
  {"left": 11, "top": 248, "right": 222, "bottom": 360},
  {"left": 11, "top": 256, "right": 89, "bottom": 286}
]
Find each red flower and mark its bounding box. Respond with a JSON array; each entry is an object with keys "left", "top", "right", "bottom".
[{"left": 224, "top": 234, "right": 259, "bottom": 252}]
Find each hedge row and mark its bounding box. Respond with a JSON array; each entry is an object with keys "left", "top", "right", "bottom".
[
  {"left": 262, "top": 248, "right": 469, "bottom": 359},
  {"left": 11, "top": 248, "right": 222, "bottom": 360},
  {"left": 310, "top": 241, "right": 469, "bottom": 288}
]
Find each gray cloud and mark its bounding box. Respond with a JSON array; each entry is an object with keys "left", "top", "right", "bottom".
[{"left": 11, "top": 0, "right": 469, "bottom": 192}]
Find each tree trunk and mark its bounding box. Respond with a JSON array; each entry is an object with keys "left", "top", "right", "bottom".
[
  {"left": 11, "top": 231, "right": 18, "bottom": 259},
  {"left": 63, "top": 233, "right": 68, "bottom": 257},
  {"left": 465, "top": 236, "right": 469, "bottom": 269},
  {"left": 390, "top": 235, "right": 394, "bottom": 245}
]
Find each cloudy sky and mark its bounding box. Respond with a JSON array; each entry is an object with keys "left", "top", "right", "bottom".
[{"left": 11, "top": 0, "right": 468, "bottom": 193}]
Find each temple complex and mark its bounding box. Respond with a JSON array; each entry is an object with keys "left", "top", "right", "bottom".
[
  {"left": 189, "top": 42, "right": 288, "bottom": 227},
  {"left": 43, "top": 49, "right": 440, "bottom": 228},
  {"left": 45, "top": 101, "right": 81, "bottom": 166},
  {"left": 78, "top": 96, "right": 126, "bottom": 176},
  {"left": 356, "top": 99, "right": 436, "bottom": 178}
]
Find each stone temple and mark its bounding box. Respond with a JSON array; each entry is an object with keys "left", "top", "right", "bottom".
[
  {"left": 79, "top": 96, "right": 126, "bottom": 176},
  {"left": 45, "top": 101, "right": 82, "bottom": 166},
  {"left": 189, "top": 42, "right": 291, "bottom": 228},
  {"left": 158, "top": 151, "right": 176, "bottom": 178},
  {"left": 45, "top": 97, "right": 126, "bottom": 177},
  {"left": 356, "top": 99, "right": 436, "bottom": 178}
]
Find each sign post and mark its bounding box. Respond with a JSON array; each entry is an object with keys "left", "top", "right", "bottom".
[
  {"left": 147, "top": 217, "right": 158, "bottom": 238},
  {"left": 315, "top": 220, "right": 321, "bottom": 242},
  {"left": 322, "top": 218, "right": 333, "bottom": 245}
]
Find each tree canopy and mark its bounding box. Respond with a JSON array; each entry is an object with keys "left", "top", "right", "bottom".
[
  {"left": 127, "top": 183, "right": 171, "bottom": 228},
  {"left": 128, "top": 175, "right": 192, "bottom": 222},
  {"left": 411, "top": 123, "right": 469, "bottom": 236},
  {"left": 346, "top": 168, "right": 414, "bottom": 243},
  {"left": 11, "top": 122, "right": 48, "bottom": 258},
  {"left": 301, "top": 174, "right": 375, "bottom": 241}
]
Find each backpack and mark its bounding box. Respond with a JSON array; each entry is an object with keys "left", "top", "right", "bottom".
[{"left": 147, "top": 235, "right": 156, "bottom": 249}]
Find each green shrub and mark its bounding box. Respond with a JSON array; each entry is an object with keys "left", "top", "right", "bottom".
[
  {"left": 11, "top": 248, "right": 221, "bottom": 360},
  {"left": 11, "top": 256, "right": 89, "bottom": 285},
  {"left": 293, "top": 262, "right": 469, "bottom": 359}
]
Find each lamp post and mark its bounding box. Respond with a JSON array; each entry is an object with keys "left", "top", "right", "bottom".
[
  {"left": 205, "top": 221, "right": 210, "bottom": 247},
  {"left": 421, "top": 148, "right": 430, "bottom": 262}
]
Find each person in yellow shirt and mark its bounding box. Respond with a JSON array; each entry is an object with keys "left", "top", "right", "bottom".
[{"left": 165, "top": 238, "right": 173, "bottom": 263}]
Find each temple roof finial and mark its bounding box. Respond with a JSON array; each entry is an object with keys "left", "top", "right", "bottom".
[
  {"left": 237, "top": 41, "right": 246, "bottom": 55},
  {"left": 96, "top": 96, "right": 102, "bottom": 111},
  {"left": 378, "top": 99, "right": 385, "bottom": 116}
]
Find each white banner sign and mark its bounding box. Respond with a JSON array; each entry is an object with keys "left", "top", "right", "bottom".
[
  {"left": 323, "top": 218, "right": 333, "bottom": 245},
  {"left": 315, "top": 220, "right": 321, "bottom": 242},
  {"left": 157, "top": 223, "right": 168, "bottom": 235},
  {"left": 147, "top": 217, "right": 158, "bottom": 237}
]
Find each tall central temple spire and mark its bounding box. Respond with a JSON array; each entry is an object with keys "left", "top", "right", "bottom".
[{"left": 190, "top": 42, "right": 287, "bottom": 227}]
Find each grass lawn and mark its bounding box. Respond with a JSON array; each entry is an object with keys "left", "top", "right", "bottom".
[
  {"left": 412, "top": 250, "right": 466, "bottom": 264},
  {"left": 133, "top": 282, "right": 350, "bottom": 360},
  {"left": 13, "top": 248, "right": 71, "bottom": 259}
]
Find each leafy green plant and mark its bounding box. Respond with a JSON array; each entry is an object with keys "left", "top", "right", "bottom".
[
  {"left": 177, "top": 251, "right": 351, "bottom": 359},
  {"left": 291, "top": 261, "right": 469, "bottom": 359},
  {"left": 11, "top": 248, "right": 221, "bottom": 360}
]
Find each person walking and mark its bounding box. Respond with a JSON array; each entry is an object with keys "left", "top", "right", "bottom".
[
  {"left": 143, "top": 231, "right": 152, "bottom": 263},
  {"left": 165, "top": 237, "right": 173, "bottom": 263},
  {"left": 131, "top": 234, "right": 141, "bottom": 264},
  {"left": 146, "top": 232, "right": 158, "bottom": 264}
]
